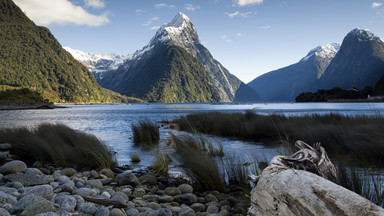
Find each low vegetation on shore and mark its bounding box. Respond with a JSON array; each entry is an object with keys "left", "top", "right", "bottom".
[
  {"left": 174, "top": 111, "right": 384, "bottom": 164},
  {"left": 132, "top": 119, "right": 160, "bottom": 146},
  {"left": 0, "top": 123, "right": 115, "bottom": 169}
]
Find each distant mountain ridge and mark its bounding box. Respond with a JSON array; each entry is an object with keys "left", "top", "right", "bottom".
[
  {"left": 248, "top": 28, "right": 384, "bottom": 101},
  {"left": 248, "top": 43, "right": 340, "bottom": 101},
  {"left": 73, "top": 12, "right": 260, "bottom": 103},
  {"left": 0, "top": 0, "right": 138, "bottom": 103}
]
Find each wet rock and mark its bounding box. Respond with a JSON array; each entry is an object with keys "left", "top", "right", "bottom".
[
  {"left": 0, "top": 191, "right": 17, "bottom": 206},
  {"left": 86, "top": 179, "right": 103, "bottom": 189},
  {"left": 178, "top": 206, "right": 196, "bottom": 216},
  {"left": 132, "top": 187, "right": 146, "bottom": 197},
  {"left": 4, "top": 172, "right": 54, "bottom": 186},
  {"left": 174, "top": 193, "right": 198, "bottom": 205},
  {"left": 206, "top": 205, "right": 219, "bottom": 214},
  {"left": 145, "top": 202, "right": 161, "bottom": 210},
  {"left": 0, "top": 143, "right": 11, "bottom": 151},
  {"left": 115, "top": 172, "right": 140, "bottom": 186},
  {"left": 10, "top": 194, "right": 45, "bottom": 215},
  {"left": 0, "top": 160, "right": 27, "bottom": 175},
  {"left": 159, "top": 195, "right": 174, "bottom": 203},
  {"left": 35, "top": 213, "right": 59, "bottom": 216},
  {"left": 110, "top": 191, "right": 129, "bottom": 205}
]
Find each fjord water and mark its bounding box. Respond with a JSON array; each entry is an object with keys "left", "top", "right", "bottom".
[{"left": 1, "top": 102, "right": 384, "bottom": 167}]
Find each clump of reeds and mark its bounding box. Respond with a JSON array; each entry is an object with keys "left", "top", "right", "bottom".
[
  {"left": 174, "top": 111, "right": 384, "bottom": 164},
  {"left": 130, "top": 153, "right": 141, "bottom": 163},
  {"left": 132, "top": 119, "right": 160, "bottom": 145},
  {"left": 0, "top": 123, "right": 114, "bottom": 169},
  {"left": 150, "top": 150, "right": 171, "bottom": 176}
]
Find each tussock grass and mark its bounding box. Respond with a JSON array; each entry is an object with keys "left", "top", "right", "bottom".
[
  {"left": 132, "top": 119, "right": 160, "bottom": 145},
  {"left": 130, "top": 153, "right": 141, "bottom": 163},
  {"left": 175, "top": 112, "right": 384, "bottom": 164},
  {"left": 150, "top": 150, "right": 171, "bottom": 176},
  {"left": 0, "top": 123, "right": 114, "bottom": 169}
]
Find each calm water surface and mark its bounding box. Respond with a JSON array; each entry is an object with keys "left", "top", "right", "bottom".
[{"left": 1, "top": 102, "right": 384, "bottom": 167}]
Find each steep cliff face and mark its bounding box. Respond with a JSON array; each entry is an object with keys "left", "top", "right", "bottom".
[
  {"left": 99, "top": 12, "right": 260, "bottom": 102},
  {"left": 320, "top": 28, "right": 384, "bottom": 90},
  {"left": 248, "top": 44, "right": 340, "bottom": 101}
]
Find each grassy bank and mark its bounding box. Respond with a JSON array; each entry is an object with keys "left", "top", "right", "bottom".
[
  {"left": 0, "top": 123, "right": 115, "bottom": 169},
  {"left": 174, "top": 111, "right": 384, "bottom": 165}
]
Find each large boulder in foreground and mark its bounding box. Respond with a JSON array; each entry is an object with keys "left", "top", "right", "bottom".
[{"left": 248, "top": 141, "right": 384, "bottom": 216}]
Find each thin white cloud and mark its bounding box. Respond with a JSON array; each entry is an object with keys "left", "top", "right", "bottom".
[
  {"left": 84, "top": 0, "right": 105, "bottom": 9},
  {"left": 154, "top": 3, "right": 176, "bottom": 9},
  {"left": 226, "top": 11, "right": 255, "bottom": 18},
  {"left": 372, "top": 2, "right": 382, "bottom": 8},
  {"left": 259, "top": 25, "right": 271, "bottom": 29},
  {"left": 150, "top": 26, "right": 161, "bottom": 30},
  {"left": 13, "top": 0, "right": 109, "bottom": 26},
  {"left": 236, "top": 33, "right": 246, "bottom": 37},
  {"left": 136, "top": 9, "right": 145, "bottom": 15},
  {"left": 143, "top": 17, "right": 159, "bottom": 26},
  {"left": 222, "top": 35, "right": 232, "bottom": 43},
  {"left": 185, "top": 4, "right": 200, "bottom": 11},
  {"left": 234, "top": 0, "right": 263, "bottom": 7}
]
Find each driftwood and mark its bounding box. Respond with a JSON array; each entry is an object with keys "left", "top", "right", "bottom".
[
  {"left": 81, "top": 196, "right": 127, "bottom": 208},
  {"left": 248, "top": 140, "right": 384, "bottom": 216}
]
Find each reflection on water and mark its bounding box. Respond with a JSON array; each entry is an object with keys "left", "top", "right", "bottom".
[{"left": 1, "top": 102, "right": 384, "bottom": 167}]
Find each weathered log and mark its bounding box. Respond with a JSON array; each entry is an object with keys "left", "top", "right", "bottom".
[
  {"left": 81, "top": 195, "right": 127, "bottom": 208},
  {"left": 248, "top": 140, "right": 384, "bottom": 216}
]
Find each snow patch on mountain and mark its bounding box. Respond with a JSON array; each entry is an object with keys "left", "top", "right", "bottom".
[
  {"left": 301, "top": 43, "right": 340, "bottom": 62},
  {"left": 64, "top": 47, "right": 132, "bottom": 76},
  {"left": 348, "top": 28, "right": 381, "bottom": 42}
]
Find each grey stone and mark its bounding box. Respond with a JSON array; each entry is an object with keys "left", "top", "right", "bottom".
[
  {"left": 24, "top": 168, "right": 44, "bottom": 175},
  {"left": 133, "top": 187, "right": 146, "bottom": 197},
  {"left": 101, "top": 191, "right": 111, "bottom": 199},
  {"left": 190, "top": 203, "right": 205, "bottom": 212},
  {"left": 54, "top": 195, "right": 77, "bottom": 211},
  {"left": 136, "top": 207, "right": 152, "bottom": 213},
  {"left": 204, "top": 194, "right": 218, "bottom": 203},
  {"left": 60, "top": 168, "right": 77, "bottom": 177},
  {"left": 164, "top": 187, "right": 181, "bottom": 196},
  {"left": 139, "top": 174, "right": 157, "bottom": 185},
  {"left": 178, "top": 206, "right": 196, "bottom": 216},
  {"left": 20, "top": 200, "right": 56, "bottom": 216},
  {"left": 57, "top": 175, "right": 71, "bottom": 184},
  {"left": 110, "top": 208, "right": 127, "bottom": 216},
  {"left": 0, "top": 186, "right": 18, "bottom": 194},
  {"left": 100, "top": 168, "right": 114, "bottom": 178},
  {"left": 95, "top": 207, "right": 110, "bottom": 216},
  {"left": 74, "top": 187, "right": 99, "bottom": 196},
  {"left": 0, "top": 191, "right": 17, "bottom": 206},
  {"left": 121, "top": 188, "right": 132, "bottom": 196},
  {"left": 143, "top": 195, "right": 159, "bottom": 202},
  {"left": 115, "top": 172, "right": 140, "bottom": 186},
  {"left": 21, "top": 185, "right": 54, "bottom": 200},
  {"left": 35, "top": 213, "right": 59, "bottom": 216},
  {"left": 10, "top": 194, "right": 45, "bottom": 214},
  {"left": 206, "top": 205, "right": 219, "bottom": 214},
  {"left": 133, "top": 198, "right": 148, "bottom": 207},
  {"left": 111, "top": 191, "right": 129, "bottom": 205},
  {"left": 87, "top": 179, "right": 103, "bottom": 189},
  {"left": 5, "top": 181, "right": 23, "bottom": 190},
  {"left": 3, "top": 172, "right": 54, "bottom": 186},
  {"left": 0, "top": 208, "right": 10, "bottom": 216},
  {"left": 100, "top": 178, "right": 113, "bottom": 185},
  {"left": 0, "top": 160, "right": 27, "bottom": 175},
  {"left": 159, "top": 195, "right": 174, "bottom": 203},
  {"left": 145, "top": 202, "right": 161, "bottom": 210},
  {"left": 126, "top": 208, "right": 140, "bottom": 216},
  {"left": 174, "top": 193, "right": 198, "bottom": 205},
  {"left": 77, "top": 202, "right": 98, "bottom": 215},
  {"left": 61, "top": 181, "right": 76, "bottom": 193},
  {"left": 0, "top": 143, "right": 12, "bottom": 151},
  {"left": 147, "top": 208, "right": 172, "bottom": 216},
  {"left": 178, "top": 184, "right": 193, "bottom": 194}
]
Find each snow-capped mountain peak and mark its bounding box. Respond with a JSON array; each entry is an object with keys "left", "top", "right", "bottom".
[
  {"left": 64, "top": 47, "right": 132, "bottom": 78},
  {"left": 348, "top": 28, "right": 381, "bottom": 42},
  {"left": 301, "top": 43, "right": 340, "bottom": 62},
  {"left": 168, "top": 12, "right": 190, "bottom": 28}
]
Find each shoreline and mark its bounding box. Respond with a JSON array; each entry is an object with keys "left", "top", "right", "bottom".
[{"left": 0, "top": 103, "right": 67, "bottom": 110}]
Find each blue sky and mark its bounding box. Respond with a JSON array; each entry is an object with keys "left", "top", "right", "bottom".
[{"left": 13, "top": 0, "right": 384, "bottom": 83}]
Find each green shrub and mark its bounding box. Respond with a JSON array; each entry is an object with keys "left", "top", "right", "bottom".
[{"left": 0, "top": 123, "right": 115, "bottom": 169}]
